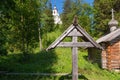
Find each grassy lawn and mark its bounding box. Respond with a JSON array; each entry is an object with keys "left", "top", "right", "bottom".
[{"left": 0, "top": 48, "right": 120, "bottom": 80}]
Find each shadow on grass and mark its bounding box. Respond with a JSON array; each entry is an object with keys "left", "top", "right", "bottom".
[
  {"left": 0, "top": 49, "right": 57, "bottom": 73},
  {"left": 83, "top": 55, "right": 101, "bottom": 68},
  {"left": 0, "top": 74, "right": 88, "bottom": 80},
  {"left": 59, "top": 74, "right": 88, "bottom": 80}
]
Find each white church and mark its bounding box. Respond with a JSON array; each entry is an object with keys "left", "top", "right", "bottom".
[{"left": 52, "top": 6, "right": 62, "bottom": 24}]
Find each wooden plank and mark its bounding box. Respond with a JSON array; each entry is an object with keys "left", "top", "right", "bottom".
[
  {"left": 57, "top": 42, "right": 94, "bottom": 47},
  {"left": 5, "top": 73, "right": 70, "bottom": 76},
  {"left": 2, "top": 72, "right": 81, "bottom": 76},
  {"left": 72, "top": 36, "right": 78, "bottom": 80},
  {"left": 67, "top": 28, "right": 83, "bottom": 37},
  {"left": 46, "top": 25, "right": 75, "bottom": 50},
  {"left": 76, "top": 25, "right": 102, "bottom": 49}
]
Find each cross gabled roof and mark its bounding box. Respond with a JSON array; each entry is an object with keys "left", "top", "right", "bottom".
[{"left": 46, "top": 24, "right": 102, "bottom": 51}]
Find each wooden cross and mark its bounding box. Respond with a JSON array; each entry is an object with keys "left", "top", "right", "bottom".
[{"left": 46, "top": 16, "right": 102, "bottom": 80}]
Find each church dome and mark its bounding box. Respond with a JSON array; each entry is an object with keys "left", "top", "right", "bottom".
[
  {"left": 108, "top": 19, "right": 118, "bottom": 26},
  {"left": 108, "top": 9, "right": 118, "bottom": 32}
]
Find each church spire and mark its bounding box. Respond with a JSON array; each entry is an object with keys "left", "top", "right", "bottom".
[{"left": 108, "top": 9, "right": 118, "bottom": 32}]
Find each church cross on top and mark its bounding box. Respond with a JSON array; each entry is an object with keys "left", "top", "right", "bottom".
[{"left": 111, "top": 9, "right": 115, "bottom": 20}]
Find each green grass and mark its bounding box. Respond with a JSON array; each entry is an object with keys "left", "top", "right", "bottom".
[{"left": 0, "top": 48, "right": 120, "bottom": 80}]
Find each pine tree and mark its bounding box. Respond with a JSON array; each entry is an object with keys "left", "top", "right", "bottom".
[
  {"left": 0, "top": 12, "right": 8, "bottom": 55},
  {"left": 43, "top": 0, "right": 54, "bottom": 32},
  {"left": 94, "top": 0, "right": 120, "bottom": 37},
  {"left": 41, "top": 0, "right": 55, "bottom": 48},
  {"left": 62, "top": 0, "right": 94, "bottom": 35},
  {"left": 0, "top": 0, "right": 15, "bottom": 55},
  {"left": 0, "top": 0, "right": 47, "bottom": 54},
  {"left": 62, "top": 0, "right": 72, "bottom": 30}
]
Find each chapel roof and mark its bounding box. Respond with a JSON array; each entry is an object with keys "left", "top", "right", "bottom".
[
  {"left": 96, "top": 28, "right": 120, "bottom": 43},
  {"left": 97, "top": 9, "right": 120, "bottom": 43}
]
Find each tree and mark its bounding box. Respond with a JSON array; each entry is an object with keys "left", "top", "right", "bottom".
[
  {"left": 94, "top": 0, "right": 120, "bottom": 37},
  {"left": 62, "top": 0, "right": 94, "bottom": 35},
  {"left": 32, "top": 0, "right": 49, "bottom": 51},
  {"left": 42, "top": 0, "right": 54, "bottom": 33},
  {"left": 41, "top": 0, "right": 55, "bottom": 48},
  {"left": 62, "top": 0, "right": 72, "bottom": 29},
  {"left": 0, "top": 0, "right": 55, "bottom": 54},
  {"left": 0, "top": 0, "right": 46, "bottom": 55},
  {"left": 0, "top": 0, "right": 15, "bottom": 55},
  {"left": 9, "top": 0, "right": 40, "bottom": 54},
  {"left": 0, "top": 12, "right": 8, "bottom": 55}
]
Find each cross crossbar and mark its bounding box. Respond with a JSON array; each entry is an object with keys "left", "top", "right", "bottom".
[{"left": 57, "top": 42, "right": 94, "bottom": 47}]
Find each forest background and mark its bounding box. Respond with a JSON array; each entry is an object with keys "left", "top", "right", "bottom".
[{"left": 0, "top": 0, "right": 120, "bottom": 80}]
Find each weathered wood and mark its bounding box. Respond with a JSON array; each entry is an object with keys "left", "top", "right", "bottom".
[
  {"left": 46, "top": 17, "right": 102, "bottom": 80},
  {"left": 107, "top": 46, "right": 112, "bottom": 70},
  {"left": 67, "top": 28, "right": 83, "bottom": 37},
  {"left": 73, "top": 15, "right": 78, "bottom": 26},
  {"left": 72, "top": 36, "right": 78, "bottom": 80},
  {"left": 76, "top": 25, "right": 102, "bottom": 49},
  {"left": 46, "top": 24, "right": 102, "bottom": 51},
  {"left": 46, "top": 25, "right": 74, "bottom": 50},
  {"left": 101, "top": 50, "right": 107, "bottom": 69},
  {"left": 96, "top": 28, "right": 120, "bottom": 43},
  {"left": 57, "top": 42, "right": 94, "bottom": 47}
]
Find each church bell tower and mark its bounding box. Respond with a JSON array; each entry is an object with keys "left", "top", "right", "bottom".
[{"left": 52, "top": 6, "right": 62, "bottom": 24}]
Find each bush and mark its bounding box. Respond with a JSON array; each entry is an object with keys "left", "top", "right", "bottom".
[
  {"left": 0, "top": 33, "right": 8, "bottom": 56},
  {"left": 0, "top": 47, "right": 7, "bottom": 56}
]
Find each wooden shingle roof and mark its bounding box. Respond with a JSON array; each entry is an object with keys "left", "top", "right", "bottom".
[{"left": 96, "top": 28, "right": 120, "bottom": 43}]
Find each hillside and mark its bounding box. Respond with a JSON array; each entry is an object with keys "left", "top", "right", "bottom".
[
  {"left": 0, "top": 48, "right": 120, "bottom": 80},
  {"left": 0, "top": 29, "right": 120, "bottom": 80}
]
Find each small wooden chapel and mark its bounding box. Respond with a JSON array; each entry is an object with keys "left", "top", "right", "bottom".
[{"left": 88, "top": 9, "right": 120, "bottom": 71}]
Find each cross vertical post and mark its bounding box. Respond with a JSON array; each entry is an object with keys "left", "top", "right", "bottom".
[{"left": 72, "top": 36, "right": 78, "bottom": 80}]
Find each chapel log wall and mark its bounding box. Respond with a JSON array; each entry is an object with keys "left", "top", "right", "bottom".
[{"left": 106, "top": 41, "right": 120, "bottom": 70}]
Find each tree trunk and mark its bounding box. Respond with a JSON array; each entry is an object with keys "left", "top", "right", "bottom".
[{"left": 38, "top": 27, "right": 42, "bottom": 51}]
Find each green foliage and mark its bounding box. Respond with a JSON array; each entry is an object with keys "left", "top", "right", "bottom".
[
  {"left": 0, "top": 0, "right": 40, "bottom": 53},
  {"left": 94, "top": 0, "right": 120, "bottom": 37},
  {"left": 0, "top": 0, "right": 120, "bottom": 80},
  {"left": 0, "top": 50, "right": 57, "bottom": 73},
  {"left": 43, "top": 1, "right": 54, "bottom": 32},
  {"left": 42, "top": 29, "right": 61, "bottom": 48},
  {"left": 0, "top": 0, "right": 55, "bottom": 54},
  {"left": 0, "top": 46, "right": 7, "bottom": 56},
  {"left": 9, "top": 0, "right": 40, "bottom": 52},
  {"left": 0, "top": 12, "right": 8, "bottom": 55},
  {"left": 62, "top": 0, "right": 94, "bottom": 36}
]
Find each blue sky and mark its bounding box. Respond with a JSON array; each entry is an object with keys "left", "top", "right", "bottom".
[{"left": 51, "top": 0, "right": 94, "bottom": 13}]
